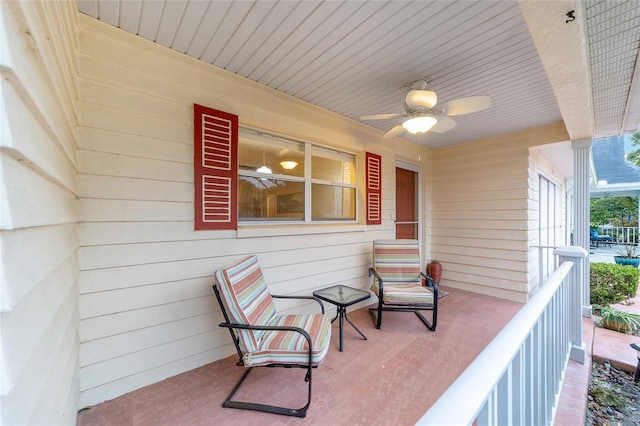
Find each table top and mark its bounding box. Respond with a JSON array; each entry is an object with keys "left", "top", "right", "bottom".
[{"left": 313, "top": 285, "right": 371, "bottom": 307}]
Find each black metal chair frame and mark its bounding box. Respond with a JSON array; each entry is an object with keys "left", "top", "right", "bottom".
[
  {"left": 213, "top": 285, "right": 325, "bottom": 418},
  {"left": 368, "top": 269, "right": 438, "bottom": 331}
]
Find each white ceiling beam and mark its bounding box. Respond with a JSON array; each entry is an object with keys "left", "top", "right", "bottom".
[{"left": 519, "top": 0, "right": 594, "bottom": 141}]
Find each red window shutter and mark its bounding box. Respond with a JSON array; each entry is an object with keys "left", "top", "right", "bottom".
[
  {"left": 366, "top": 152, "right": 382, "bottom": 225},
  {"left": 193, "top": 104, "right": 238, "bottom": 230}
]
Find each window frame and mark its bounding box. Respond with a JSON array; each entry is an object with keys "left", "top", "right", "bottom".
[
  {"left": 539, "top": 174, "right": 561, "bottom": 279},
  {"left": 237, "top": 127, "right": 358, "bottom": 225}
]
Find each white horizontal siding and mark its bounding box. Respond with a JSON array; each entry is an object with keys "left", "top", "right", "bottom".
[
  {"left": 430, "top": 124, "right": 569, "bottom": 302},
  {"left": 1, "top": 1, "right": 80, "bottom": 425},
  {"left": 80, "top": 127, "right": 192, "bottom": 162},
  {"left": 1, "top": 154, "right": 77, "bottom": 231},
  {"left": 2, "top": 222, "right": 78, "bottom": 310},
  {"left": 79, "top": 234, "right": 373, "bottom": 271},
  {"left": 74, "top": 15, "right": 411, "bottom": 408},
  {"left": 1, "top": 81, "right": 76, "bottom": 194},
  {"left": 79, "top": 345, "right": 233, "bottom": 409}
]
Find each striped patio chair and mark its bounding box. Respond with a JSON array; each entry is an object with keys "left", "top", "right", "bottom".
[
  {"left": 213, "top": 255, "right": 331, "bottom": 418},
  {"left": 369, "top": 239, "right": 438, "bottom": 331}
]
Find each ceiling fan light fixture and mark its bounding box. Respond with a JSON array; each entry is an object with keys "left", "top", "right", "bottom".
[
  {"left": 279, "top": 160, "right": 298, "bottom": 170},
  {"left": 405, "top": 90, "right": 437, "bottom": 109},
  {"left": 402, "top": 116, "right": 438, "bottom": 134},
  {"left": 257, "top": 146, "right": 272, "bottom": 175}
]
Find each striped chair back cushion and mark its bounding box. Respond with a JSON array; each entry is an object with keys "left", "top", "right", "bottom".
[
  {"left": 215, "top": 255, "right": 277, "bottom": 353},
  {"left": 372, "top": 239, "right": 422, "bottom": 286}
]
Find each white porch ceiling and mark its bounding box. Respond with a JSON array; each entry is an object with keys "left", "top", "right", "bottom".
[
  {"left": 76, "top": 0, "right": 640, "bottom": 152},
  {"left": 585, "top": 0, "right": 640, "bottom": 137}
]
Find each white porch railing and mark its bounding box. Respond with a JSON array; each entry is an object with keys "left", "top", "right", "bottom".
[
  {"left": 597, "top": 226, "right": 638, "bottom": 244},
  {"left": 417, "top": 246, "right": 588, "bottom": 426}
]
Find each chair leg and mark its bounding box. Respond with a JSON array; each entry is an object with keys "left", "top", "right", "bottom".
[
  {"left": 371, "top": 306, "right": 438, "bottom": 331},
  {"left": 222, "top": 366, "right": 312, "bottom": 418},
  {"left": 414, "top": 310, "right": 436, "bottom": 331},
  {"left": 368, "top": 308, "right": 379, "bottom": 329},
  {"left": 369, "top": 298, "right": 383, "bottom": 329}
]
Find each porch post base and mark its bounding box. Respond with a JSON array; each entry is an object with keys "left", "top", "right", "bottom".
[{"left": 570, "top": 342, "right": 586, "bottom": 364}]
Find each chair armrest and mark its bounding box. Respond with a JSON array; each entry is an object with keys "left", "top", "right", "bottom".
[
  {"left": 218, "top": 322, "right": 313, "bottom": 363},
  {"left": 423, "top": 273, "right": 439, "bottom": 298},
  {"left": 272, "top": 294, "right": 325, "bottom": 314},
  {"left": 368, "top": 267, "right": 384, "bottom": 291},
  {"left": 368, "top": 267, "right": 382, "bottom": 281}
]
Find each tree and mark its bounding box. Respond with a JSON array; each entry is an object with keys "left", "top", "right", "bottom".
[
  {"left": 627, "top": 130, "right": 640, "bottom": 167},
  {"left": 590, "top": 196, "right": 638, "bottom": 227}
]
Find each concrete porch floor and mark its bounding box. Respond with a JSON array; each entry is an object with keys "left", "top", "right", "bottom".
[{"left": 78, "top": 287, "right": 526, "bottom": 425}]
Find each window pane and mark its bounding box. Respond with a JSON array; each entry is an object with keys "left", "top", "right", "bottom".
[
  {"left": 312, "top": 149, "right": 355, "bottom": 184},
  {"left": 239, "top": 177, "right": 304, "bottom": 220},
  {"left": 239, "top": 139, "right": 304, "bottom": 178},
  {"left": 538, "top": 175, "right": 560, "bottom": 280},
  {"left": 312, "top": 184, "right": 355, "bottom": 220}
]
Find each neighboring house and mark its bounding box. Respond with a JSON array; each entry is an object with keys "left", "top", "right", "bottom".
[
  {"left": 591, "top": 135, "right": 640, "bottom": 199},
  {"left": 0, "top": 1, "right": 638, "bottom": 425},
  {"left": 592, "top": 136, "right": 640, "bottom": 185}
]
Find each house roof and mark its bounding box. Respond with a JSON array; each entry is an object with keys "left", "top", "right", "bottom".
[
  {"left": 593, "top": 136, "right": 640, "bottom": 185},
  {"left": 591, "top": 135, "right": 640, "bottom": 198},
  {"left": 76, "top": 1, "right": 640, "bottom": 157}
]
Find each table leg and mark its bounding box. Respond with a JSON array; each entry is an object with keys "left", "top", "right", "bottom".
[
  {"left": 329, "top": 304, "right": 369, "bottom": 351},
  {"left": 338, "top": 307, "right": 344, "bottom": 352},
  {"left": 344, "top": 312, "right": 367, "bottom": 341}
]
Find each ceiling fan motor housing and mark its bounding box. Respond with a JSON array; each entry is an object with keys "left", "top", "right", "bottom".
[
  {"left": 361, "top": 79, "right": 491, "bottom": 139},
  {"left": 405, "top": 89, "right": 438, "bottom": 109}
]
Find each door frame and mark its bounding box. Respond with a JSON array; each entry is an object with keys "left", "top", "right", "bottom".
[{"left": 395, "top": 160, "right": 422, "bottom": 246}]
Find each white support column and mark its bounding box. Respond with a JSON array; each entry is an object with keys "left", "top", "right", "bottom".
[
  {"left": 571, "top": 138, "right": 592, "bottom": 317},
  {"left": 555, "top": 246, "right": 588, "bottom": 363}
]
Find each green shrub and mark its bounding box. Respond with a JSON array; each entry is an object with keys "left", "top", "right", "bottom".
[{"left": 590, "top": 262, "right": 640, "bottom": 306}]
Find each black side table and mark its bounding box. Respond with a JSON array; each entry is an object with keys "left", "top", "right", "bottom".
[{"left": 313, "top": 285, "right": 371, "bottom": 351}]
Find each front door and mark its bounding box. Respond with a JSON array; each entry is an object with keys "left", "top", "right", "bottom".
[{"left": 395, "top": 167, "right": 418, "bottom": 239}]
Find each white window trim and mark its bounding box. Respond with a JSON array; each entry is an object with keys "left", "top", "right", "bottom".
[{"left": 238, "top": 127, "right": 358, "bottom": 226}]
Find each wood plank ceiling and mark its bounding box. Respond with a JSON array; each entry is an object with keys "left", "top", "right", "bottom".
[{"left": 76, "top": 0, "right": 640, "bottom": 149}]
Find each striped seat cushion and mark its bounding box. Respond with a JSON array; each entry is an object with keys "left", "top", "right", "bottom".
[
  {"left": 215, "top": 255, "right": 277, "bottom": 353},
  {"left": 371, "top": 239, "right": 433, "bottom": 304},
  {"left": 243, "top": 313, "right": 332, "bottom": 367},
  {"left": 373, "top": 284, "right": 434, "bottom": 305},
  {"left": 371, "top": 239, "right": 422, "bottom": 290}
]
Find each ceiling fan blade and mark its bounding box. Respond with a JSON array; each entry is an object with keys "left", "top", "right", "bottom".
[
  {"left": 383, "top": 125, "right": 405, "bottom": 139},
  {"left": 405, "top": 90, "right": 438, "bottom": 109},
  {"left": 439, "top": 96, "right": 491, "bottom": 116},
  {"left": 361, "top": 113, "right": 402, "bottom": 120},
  {"left": 430, "top": 116, "right": 457, "bottom": 133}
]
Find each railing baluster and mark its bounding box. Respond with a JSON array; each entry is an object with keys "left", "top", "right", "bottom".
[
  {"left": 512, "top": 350, "right": 524, "bottom": 425},
  {"left": 417, "top": 246, "right": 587, "bottom": 426}
]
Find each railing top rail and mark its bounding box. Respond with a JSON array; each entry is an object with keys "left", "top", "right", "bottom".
[{"left": 416, "top": 260, "right": 576, "bottom": 425}]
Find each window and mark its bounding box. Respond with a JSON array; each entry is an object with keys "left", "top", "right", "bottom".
[
  {"left": 237, "top": 129, "right": 356, "bottom": 223},
  {"left": 539, "top": 175, "right": 561, "bottom": 279}
]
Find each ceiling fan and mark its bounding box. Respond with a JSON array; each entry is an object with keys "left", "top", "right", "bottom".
[{"left": 361, "top": 80, "right": 492, "bottom": 139}]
